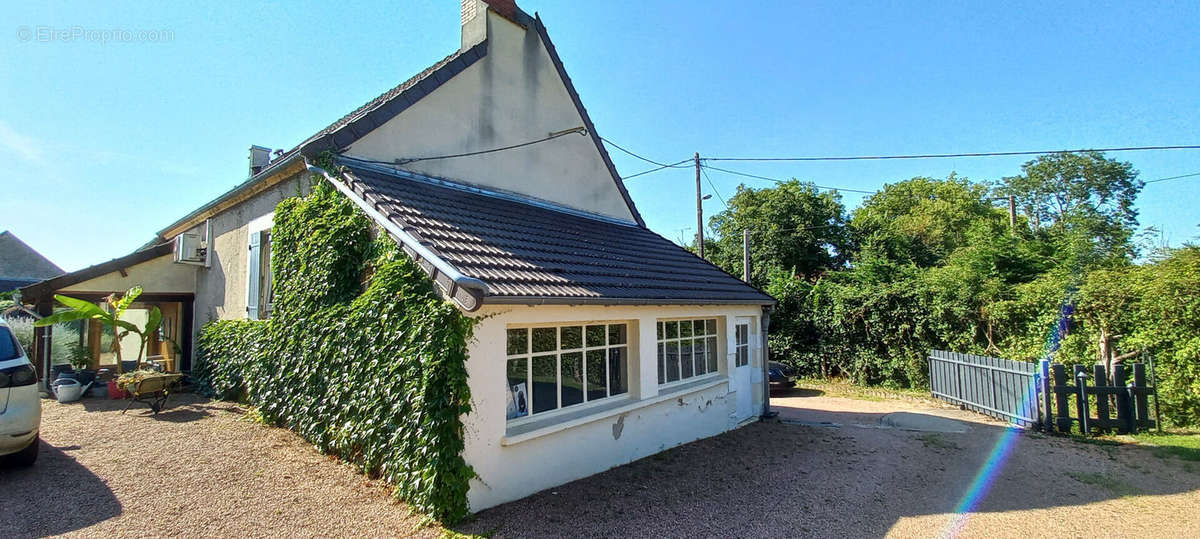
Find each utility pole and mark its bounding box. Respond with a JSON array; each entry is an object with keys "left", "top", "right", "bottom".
[
  {"left": 743, "top": 229, "right": 751, "bottom": 283},
  {"left": 1008, "top": 195, "right": 1017, "bottom": 233},
  {"left": 695, "top": 152, "right": 704, "bottom": 258}
]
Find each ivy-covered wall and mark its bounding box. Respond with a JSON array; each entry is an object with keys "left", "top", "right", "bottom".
[{"left": 194, "top": 176, "right": 477, "bottom": 523}]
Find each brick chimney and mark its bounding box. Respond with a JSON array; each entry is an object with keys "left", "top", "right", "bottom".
[{"left": 461, "top": 0, "right": 521, "bottom": 50}]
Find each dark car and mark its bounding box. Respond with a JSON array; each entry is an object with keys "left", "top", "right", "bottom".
[{"left": 768, "top": 361, "right": 796, "bottom": 389}]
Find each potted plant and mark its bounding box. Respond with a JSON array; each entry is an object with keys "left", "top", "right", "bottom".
[{"left": 66, "top": 343, "right": 97, "bottom": 391}]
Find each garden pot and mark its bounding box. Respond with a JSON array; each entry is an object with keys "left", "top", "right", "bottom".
[
  {"left": 74, "top": 369, "right": 97, "bottom": 388},
  {"left": 108, "top": 381, "right": 130, "bottom": 400}
]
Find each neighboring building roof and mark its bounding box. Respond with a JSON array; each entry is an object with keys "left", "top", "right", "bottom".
[
  {"left": 18, "top": 242, "right": 174, "bottom": 304},
  {"left": 337, "top": 160, "right": 775, "bottom": 307},
  {"left": 0, "top": 231, "right": 64, "bottom": 287}
]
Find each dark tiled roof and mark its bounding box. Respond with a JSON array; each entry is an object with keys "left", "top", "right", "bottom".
[{"left": 340, "top": 162, "right": 774, "bottom": 305}]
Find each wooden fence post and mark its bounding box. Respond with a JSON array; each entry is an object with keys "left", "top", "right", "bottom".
[
  {"left": 1093, "top": 363, "right": 1110, "bottom": 434},
  {"left": 1113, "top": 363, "right": 1131, "bottom": 434},
  {"left": 1052, "top": 364, "right": 1071, "bottom": 433},
  {"left": 1042, "top": 361, "right": 1053, "bottom": 433},
  {"left": 1133, "top": 363, "right": 1150, "bottom": 431}
]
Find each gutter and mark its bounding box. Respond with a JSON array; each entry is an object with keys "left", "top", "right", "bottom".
[
  {"left": 305, "top": 160, "right": 489, "bottom": 311},
  {"left": 761, "top": 305, "right": 776, "bottom": 420},
  {"left": 484, "top": 296, "right": 775, "bottom": 306}
]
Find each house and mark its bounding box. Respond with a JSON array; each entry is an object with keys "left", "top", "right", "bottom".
[
  {"left": 21, "top": 0, "right": 775, "bottom": 511},
  {"left": 0, "top": 231, "right": 63, "bottom": 293}
]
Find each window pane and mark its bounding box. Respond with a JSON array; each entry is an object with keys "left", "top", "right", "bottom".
[
  {"left": 532, "top": 328, "right": 557, "bottom": 353},
  {"left": 706, "top": 319, "right": 717, "bottom": 335},
  {"left": 507, "top": 358, "right": 528, "bottom": 419},
  {"left": 706, "top": 336, "right": 718, "bottom": 373},
  {"left": 506, "top": 328, "right": 527, "bottom": 356},
  {"left": 665, "top": 341, "right": 680, "bottom": 382},
  {"left": 680, "top": 339, "right": 694, "bottom": 379},
  {"left": 736, "top": 346, "right": 748, "bottom": 367},
  {"left": 587, "top": 349, "right": 607, "bottom": 401},
  {"left": 608, "top": 324, "right": 627, "bottom": 345},
  {"left": 609, "top": 347, "right": 628, "bottom": 396},
  {"left": 561, "top": 326, "right": 583, "bottom": 350},
  {"left": 693, "top": 320, "right": 706, "bottom": 336},
  {"left": 561, "top": 352, "right": 584, "bottom": 408},
  {"left": 680, "top": 320, "right": 693, "bottom": 338},
  {"left": 532, "top": 355, "right": 557, "bottom": 414},
  {"left": 665, "top": 321, "right": 678, "bottom": 339},
  {"left": 693, "top": 338, "right": 706, "bottom": 375},
  {"left": 657, "top": 321, "right": 663, "bottom": 340},
  {"left": 657, "top": 343, "right": 665, "bottom": 384},
  {"left": 586, "top": 325, "right": 606, "bottom": 348}
]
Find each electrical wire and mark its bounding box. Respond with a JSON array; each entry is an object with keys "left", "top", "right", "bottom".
[
  {"left": 341, "top": 126, "right": 589, "bottom": 166},
  {"left": 704, "top": 144, "right": 1200, "bottom": 162},
  {"left": 601, "top": 136, "right": 691, "bottom": 169},
  {"left": 700, "top": 167, "right": 727, "bottom": 208},
  {"left": 702, "top": 164, "right": 876, "bottom": 194},
  {"left": 1144, "top": 171, "right": 1200, "bottom": 184},
  {"left": 621, "top": 158, "right": 693, "bottom": 180}
]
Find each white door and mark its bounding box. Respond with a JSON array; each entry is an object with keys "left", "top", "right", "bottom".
[{"left": 733, "top": 317, "right": 756, "bottom": 422}]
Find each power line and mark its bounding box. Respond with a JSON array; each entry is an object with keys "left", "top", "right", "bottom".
[
  {"left": 700, "top": 167, "right": 727, "bottom": 208},
  {"left": 702, "top": 164, "right": 876, "bottom": 194},
  {"left": 622, "top": 159, "right": 692, "bottom": 180},
  {"left": 1144, "top": 171, "right": 1200, "bottom": 184},
  {"left": 704, "top": 144, "right": 1200, "bottom": 162},
  {"left": 343, "top": 126, "right": 589, "bottom": 166},
  {"left": 601, "top": 136, "right": 690, "bottom": 169}
]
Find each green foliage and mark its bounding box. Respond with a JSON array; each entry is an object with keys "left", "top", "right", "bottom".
[
  {"left": 710, "top": 154, "right": 1200, "bottom": 427},
  {"left": 35, "top": 286, "right": 162, "bottom": 373},
  {"left": 194, "top": 179, "right": 477, "bottom": 523},
  {"left": 707, "top": 179, "right": 850, "bottom": 286}
]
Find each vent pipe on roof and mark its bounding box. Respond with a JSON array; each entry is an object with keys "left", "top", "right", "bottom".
[{"left": 249, "top": 145, "right": 272, "bottom": 176}]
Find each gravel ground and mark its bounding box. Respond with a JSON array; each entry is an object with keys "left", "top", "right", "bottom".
[
  {"left": 457, "top": 391, "right": 1200, "bottom": 538},
  {"left": 5, "top": 390, "right": 1200, "bottom": 538},
  {"left": 0, "top": 393, "right": 437, "bottom": 538}
]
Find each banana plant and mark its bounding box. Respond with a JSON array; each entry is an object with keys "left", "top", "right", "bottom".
[{"left": 35, "top": 286, "right": 162, "bottom": 374}]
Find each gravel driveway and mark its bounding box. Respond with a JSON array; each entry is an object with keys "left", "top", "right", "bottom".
[
  {"left": 0, "top": 394, "right": 436, "bottom": 538},
  {"left": 5, "top": 390, "right": 1199, "bottom": 538}
]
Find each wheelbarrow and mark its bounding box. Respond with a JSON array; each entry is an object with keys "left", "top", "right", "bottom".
[{"left": 121, "top": 373, "right": 183, "bottom": 414}]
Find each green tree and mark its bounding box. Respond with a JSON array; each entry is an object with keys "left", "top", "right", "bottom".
[
  {"left": 1000, "top": 151, "right": 1142, "bottom": 267},
  {"left": 852, "top": 175, "right": 1006, "bottom": 268},
  {"left": 706, "top": 179, "right": 850, "bottom": 287}
]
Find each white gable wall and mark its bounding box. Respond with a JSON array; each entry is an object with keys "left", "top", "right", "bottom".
[
  {"left": 463, "top": 303, "right": 767, "bottom": 511},
  {"left": 344, "top": 10, "right": 636, "bottom": 222}
]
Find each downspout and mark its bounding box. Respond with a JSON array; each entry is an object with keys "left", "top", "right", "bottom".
[
  {"left": 304, "top": 160, "right": 490, "bottom": 308},
  {"left": 760, "top": 305, "right": 777, "bottom": 419}
]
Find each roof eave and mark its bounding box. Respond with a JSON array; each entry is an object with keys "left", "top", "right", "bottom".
[{"left": 482, "top": 295, "right": 777, "bottom": 307}]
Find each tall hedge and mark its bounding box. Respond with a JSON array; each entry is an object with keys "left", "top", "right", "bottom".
[{"left": 194, "top": 176, "right": 476, "bottom": 523}]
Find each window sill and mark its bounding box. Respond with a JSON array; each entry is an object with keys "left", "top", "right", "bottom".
[{"left": 501, "top": 377, "right": 728, "bottom": 446}]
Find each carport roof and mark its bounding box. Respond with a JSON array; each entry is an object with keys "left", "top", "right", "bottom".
[{"left": 18, "top": 242, "right": 174, "bottom": 304}]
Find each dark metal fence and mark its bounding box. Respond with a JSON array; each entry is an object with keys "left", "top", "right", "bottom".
[{"left": 928, "top": 350, "right": 1040, "bottom": 427}]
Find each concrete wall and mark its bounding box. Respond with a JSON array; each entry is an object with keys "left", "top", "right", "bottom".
[
  {"left": 463, "top": 303, "right": 765, "bottom": 511},
  {"left": 189, "top": 170, "right": 311, "bottom": 329},
  {"left": 345, "top": 10, "right": 636, "bottom": 223},
  {"left": 60, "top": 254, "right": 196, "bottom": 295}
]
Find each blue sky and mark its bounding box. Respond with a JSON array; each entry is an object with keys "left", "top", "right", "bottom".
[{"left": 3, "top": 1, "right": 1198, "bottom": 271}]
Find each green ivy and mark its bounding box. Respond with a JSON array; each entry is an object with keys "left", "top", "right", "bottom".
[{"left": 194, "top": 175, "right": 477, "bottom": 523}]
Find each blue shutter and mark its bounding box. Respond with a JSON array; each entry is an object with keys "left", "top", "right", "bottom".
[{"left": 246, "top": 231, "right": 261, "bottom": 319}]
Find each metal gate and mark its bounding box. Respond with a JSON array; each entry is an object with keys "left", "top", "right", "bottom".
[{"left": 928, "top": 350, "right": 1039, "bottom": 427}]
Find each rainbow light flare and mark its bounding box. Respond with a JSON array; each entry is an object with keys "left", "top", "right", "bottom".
[{"left": 939, "top": 298, "right": 1074, "bottom": 539}]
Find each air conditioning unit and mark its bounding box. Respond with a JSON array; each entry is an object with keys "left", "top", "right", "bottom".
[{"left": 173, "top": 233, "right": 206, "bottom": 265}]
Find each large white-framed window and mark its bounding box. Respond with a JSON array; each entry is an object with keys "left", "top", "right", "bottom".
[
  {"left": 505, "top": 322, "right": 630, "bottom": 421},
  {"left": 657, "top": 318, "right": 720, "bottom": 385}
]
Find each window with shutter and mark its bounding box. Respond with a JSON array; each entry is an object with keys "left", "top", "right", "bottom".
[{"left": 246, "top": 230, "right": 261, "bottom": 319}]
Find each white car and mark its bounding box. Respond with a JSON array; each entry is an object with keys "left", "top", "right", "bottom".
[{"left": 0, "top": 319, "right": 40, "bottom": 466}]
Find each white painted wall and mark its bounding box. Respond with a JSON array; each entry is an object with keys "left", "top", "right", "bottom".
[
  {"left": 60, "top": 254, "right": 196, "bottom": 295},
  {"left": 345, "top": 10, "right": 636, "bottom": 223},
  {"left": 462, "top": 303, "right": 765, "bottom": 511}
]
